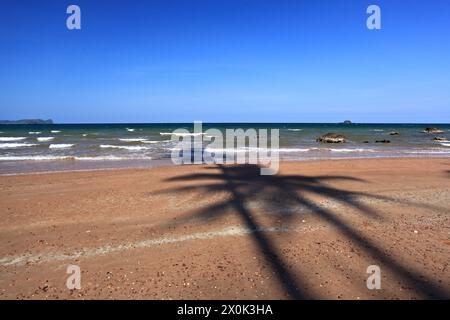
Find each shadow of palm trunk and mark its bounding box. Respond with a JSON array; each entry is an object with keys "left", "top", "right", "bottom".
[
  {"left": 293, "top": 192, "right": 449, "bottom": 299},
  {"left": 219, "top": 165, "right": 307, "bottom": 299},
  {"left": 157, "top": 163, "right": 449, "bottom": 299}
]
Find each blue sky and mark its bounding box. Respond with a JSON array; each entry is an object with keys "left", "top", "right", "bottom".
[{"left": 1, "top": 0, "right": 449, "bottom": 123}]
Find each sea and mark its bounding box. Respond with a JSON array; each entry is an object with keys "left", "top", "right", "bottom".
[{"left": 0, "top": 123, "right": 449, "bottom": 175}]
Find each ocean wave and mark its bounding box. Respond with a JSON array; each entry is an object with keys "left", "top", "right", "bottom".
[
  {"left": 126, "top": 128, "right": 135, "bottom": 132},
  {"left": 198, "top": 147, "right": 377, "bottom": 153},
  {"left": 160, "top": 132, "right": 205, "bottom": 137},
  {"left": 0, "top": 156, "right": 75, "bottom": 161},
  {"left": 118, "top": 138, "right": 148, "bottom": 142},
  {"left": 326, "top": 148, "right": 376, "bottom": 153},
  {"left": 175, "top": 146, "right": 450, "bottom": 155},
  {"left": 76, "top": 155, "right": 153, "bottom": 160},
  {"left": 405, "top": 150, "right": 450, "bottom": 154},
  {"left": 439, "top": 142, "right": 450, "bottom": 147},
  {"left": 142, "top": 140, "right": 171, "bottom": 144},
  {"left": 0, "top": 143, "right": 38, "bottom": 149},
  {"left": 37, "top": 137, "right": 54, "bottom": 142},
  {"left": 287, "top": 129, "right": 303, "bottom": 131},
  {"left": 0, "top": 155, "right": 153, "bottom": 161},
  {"left": 203, "top": 148, "right": 247, "bottom": 153},
  {"left": 28, "top": 131, "right": 41, "bottom": 134},
  {"left": 49, "top": 144, "right": 74, "bottom": 149},
  {"left": 372, "top": 129, "right": 384, "bottom": 132},
  {"left": 51, "top": 130, "right": 61, "bottom": 133},
  {"left": 100, "top": 144, "right": 151, "bottom": 151},
  {"left": 269, "top": 147, "right": 375, "bottom": 153},
  {"left": 0, "top": 137, "right": 27, "bottom": 141}
]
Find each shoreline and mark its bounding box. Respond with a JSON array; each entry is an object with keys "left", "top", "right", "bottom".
[
  {"left": 1, "top": 154, "right": 450, "bottom": 176},
  {"left": 1, "top": 123, "right": 449, "bottom": 177},
  {"left": 0, "top": 157, "right": 449, "bottom": 299}
]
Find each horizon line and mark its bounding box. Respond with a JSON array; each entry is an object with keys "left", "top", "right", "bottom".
[{"left": 2, "top": 121, "right": 450, "bottom": 125}]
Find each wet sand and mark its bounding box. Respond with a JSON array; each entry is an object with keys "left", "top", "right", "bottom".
[{"left": 0, "top": 158, "right": 449, "bottom": 299}]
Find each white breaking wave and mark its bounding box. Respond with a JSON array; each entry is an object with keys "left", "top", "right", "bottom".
[
  {"left": 439, "top": 142, "right": 450, "bottom": 147},
  {"left": 37, "top": 137, "right": 54, "bottom": 142},
  {"left": 0, "top": 155, "right": 153, "bottom": 161},
  {"left": 49, "top": 144, "right": 74, "bottom": 149},
  {"left": 142, "top": 140, "right": 173, "bottom": 144},
  {"left": 0, "top": 156, "right": 74, "bottom": 161},
  {"left": 372, "top": 129, "right": 384, "bottom": 132},
  {"left": 51, "top": 130, "right": 61, "bottom": 133},
  {"left": 0, "top": 143, "right": 37, "bottom": 149},
  {"left": 28, "top": 131, "right": 41, "bottom": 134},
  {"left": 204, "top": 147, "right": 376, "bottom": 153},
  {"left": 126, "top": 128, "right": 135, "bottom": 132},
  {"left": 271, "top": 147, "right": 375, "bottom": 153},
  {"left": 250, "top": 147, "right": 310, "bottom": 153},
  {"left": 326, "top": 148, "right": 376, "bottom": 153},
  {"left": 76, "top": 155, "right": 153, "bottom": 160},
  {"left": 100, "top": 144, "right": 151, "bottom": 151},
  {"left": 118, "top": 138, "right": 148, "bottom": 142},
  {"left": 287, "top": 129, "right": 303, "bottom": 131},
  {"left": 203, "top": 148, "right": 248, "bottom": 153},
  {"left": 405, "top": 149, "right": 450, "bottom": 154},
  {"left": 0, "top": 137, "right": 26, "bottom": 141},
  {"left": 160, "top": 132, "right": 205, "bottom": 137}
]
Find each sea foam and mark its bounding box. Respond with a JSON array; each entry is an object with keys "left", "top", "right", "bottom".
[
  {"left": 142, "top": 140, "right": 170, "bottom": 144},
  {"left": 100, "top": 144, "right": 151, "bottom": 151},
  {"left": 0, "top": 156, "right": 74, "bottom": 161},
  {"left": 118, "top": 138, "right": 148, "bottom": 142},
  {"left": 37, "top": 137, "right": 54, "bottom": 142},
  {"left": 0, "top": 137, "right": 27, "bottom": 141},
  {"left": 49, "top": 144, "right": 74, "bottom": 149},
  {"left": 160, "top": 132, "right": 205, "bottom": 137},
  {"left": 0, "top": 143, "right": 37, "bottom": 149},
  {"left": 0, "top": 155, "right": 153, "bottom": 161}
]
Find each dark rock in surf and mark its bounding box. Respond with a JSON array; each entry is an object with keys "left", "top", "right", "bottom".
[
  {"left": 422, "top": 127, "right": 444, "bottom": 133},
  {"left": 316, "top": 133, "right": 347, "bottom": 143}
]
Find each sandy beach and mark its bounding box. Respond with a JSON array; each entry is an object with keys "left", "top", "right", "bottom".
[{"left": 0, "top": 158, "right": 449, "bottom": 299}]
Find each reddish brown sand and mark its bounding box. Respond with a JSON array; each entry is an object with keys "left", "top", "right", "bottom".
[{"left": 0, "top": 158, "right": 449, "bottom": 300}]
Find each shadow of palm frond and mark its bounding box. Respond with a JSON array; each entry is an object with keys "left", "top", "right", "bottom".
[{"left": 155, "top": 164, "right": 449, "bottom": 299}]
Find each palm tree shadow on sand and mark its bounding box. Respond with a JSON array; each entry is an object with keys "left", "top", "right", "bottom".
[{"left": 158, "top": 164, "right": 449, "bottom": 299}]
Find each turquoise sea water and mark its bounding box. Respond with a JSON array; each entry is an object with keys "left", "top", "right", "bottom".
[{"left": 0, "top": 123, "right": 449, "bottom": 174}]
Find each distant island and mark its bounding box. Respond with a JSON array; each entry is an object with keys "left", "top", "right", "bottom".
[
  {"left": 0, "top": 119, "right": 54, "bottom": 124},
  {"left": 339, "top": 120, "right": 352, "bottom": 124}
]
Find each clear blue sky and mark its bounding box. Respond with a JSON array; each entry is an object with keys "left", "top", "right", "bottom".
[{"left": 1, "top": 0, "right": 449, "bottom": 123}]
